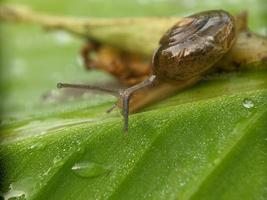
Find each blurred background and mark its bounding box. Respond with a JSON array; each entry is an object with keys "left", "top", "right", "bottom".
[{"left": 0, "top": 0, "right": 266, "bottom": 122}]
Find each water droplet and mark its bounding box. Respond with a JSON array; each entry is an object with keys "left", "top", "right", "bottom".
[
  {"left": 71, "top": 161, "right": 110, "bottom": 178},
  {"left": 243, "top": 98, "right": 254, "bottom": 109}
]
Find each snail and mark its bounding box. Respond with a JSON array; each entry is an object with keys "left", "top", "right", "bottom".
[
  {"left": 0, "top": 5, "right": 266, "bottom": 131},
  {"left": 57, "top": 10, "right": 237, "bottom": 132}
]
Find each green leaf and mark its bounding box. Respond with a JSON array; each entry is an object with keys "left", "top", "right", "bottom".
[
  {"left": 1, "top": 0, "right": 267, "bottom": 200},
  {"left": 1, "top": 71, "right": 267, "bottom": 200}
]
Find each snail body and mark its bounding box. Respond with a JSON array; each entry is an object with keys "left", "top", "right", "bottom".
[
  {"left": 58, "top": 10, "right": 237, "bottom": 131},
  {"left": 126, "top": 10, "right": 237, "bottom": 117},
  {"left": 153, "top": 10, "right": 236, "bottom": 82}
]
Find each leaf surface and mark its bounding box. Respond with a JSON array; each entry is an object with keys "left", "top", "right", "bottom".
[{"left": 1, "top": 0, "right": 267, "bottom": 200}]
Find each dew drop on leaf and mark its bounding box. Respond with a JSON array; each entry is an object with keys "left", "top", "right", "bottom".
[
  {"left": 71, "top": 161, "right": 110, "bottom": 178},
  {"left": 242, "top": 98, "right": 254, "bottom": 109}
]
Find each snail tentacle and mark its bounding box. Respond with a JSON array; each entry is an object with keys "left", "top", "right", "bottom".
[{"left": 57, "top": 75, "right": 156, "bottom": 132}]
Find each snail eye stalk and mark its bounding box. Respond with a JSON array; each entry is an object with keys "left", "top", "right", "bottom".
[{"left": 57, "top": 75, "right": 156, "bottom": 132}]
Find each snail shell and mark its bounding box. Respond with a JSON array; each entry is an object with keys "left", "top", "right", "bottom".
[{"left": 152, "top": 10, "right": 236, "bottom": 81}]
